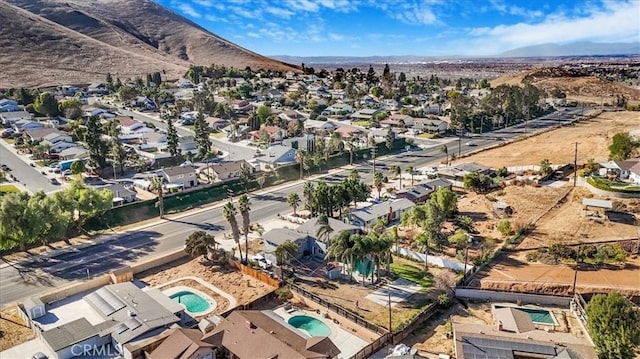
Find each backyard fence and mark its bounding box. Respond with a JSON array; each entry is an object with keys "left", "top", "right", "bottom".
[
  {"left": 455, "top": 288, "right": 572, "bottom": 306},
  {"left": 230, "top": 260, "right": 281, "bottom": 288},
  {"left": 391, "top": 303, "right": 439, "bottom": 344},
  {"left": 288, "top": 283, "right": 388, "bottom": 335},
  {"left": 349, "top": 334, "right": 390, "bottom": 359}
]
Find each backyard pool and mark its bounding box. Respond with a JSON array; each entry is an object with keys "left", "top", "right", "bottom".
[
  {"left": 494, "top": 305, "right": 557, "bottom": 325},
  {"left": 170, "top": 291, "right": 211, "bottom": 313},
  {"left": 288, "top": 315, "right": 331, "bottom": 337}
]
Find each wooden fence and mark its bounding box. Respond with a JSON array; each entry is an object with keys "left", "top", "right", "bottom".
[
  {"left": 230, "top": 260, "right": 281, "bottom": 288},
  {"left": 391, "top": 303, "right": 439, "bottom": 344}
]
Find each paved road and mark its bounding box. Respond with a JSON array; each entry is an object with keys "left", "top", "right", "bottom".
[
  {"left": 0, "top": 142, "right": 59, "bottom": 193},
  {"left": 0, "top": 108, "right": 583, "bottom": 305}
]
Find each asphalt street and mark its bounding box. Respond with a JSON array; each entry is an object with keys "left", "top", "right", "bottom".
[
  {"left": 0, "top": 108, "right": 584, "bottom": 305},
  {"left": 0, "top": 142, "right": 59, "bottom": 193}
]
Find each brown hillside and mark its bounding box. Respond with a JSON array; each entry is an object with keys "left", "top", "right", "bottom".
[
  {"left": 491, "top": 66, "right": 640, "bottom": 102},
  {"left": 0, "top": 0, "right": 298, "bottom": 88}
]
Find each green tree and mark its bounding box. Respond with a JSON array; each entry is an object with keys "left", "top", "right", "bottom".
[
  {"left": 58, "top": 98, "right": 82, "bottom": 119},
  {"left": 193, "top": 112, "right": 212, "bottom": 158},
  {"left": 440, "top": 145, "right": 449, "bottom": 166},
  {"left": 463, "top": 172, "right": 492, "bottom": 193},
  {"left": 302, "top": 181, "right": 315, "bottom": 214},
  {"left": 583, "top": 158, "right": 599, "bottom": 176},
  {"left": 586, "top": 292, "right": 640, "bottom": 358},
  {"left": 315, "top": 214, "right": 334, "bottom": 243},
  {"left": 275, "top": 240, "right": 298, "bottom": 277},
  {"left": 85, "top": 116, "right": 109, "bottom": 170},
  {"left": 238, "top": 194, "right": 251, "bottom": 264},
  {"left": 608, "top": 132, "right": 639, "bottom": 161},
  {"left": 166, "top": 117, "right": 179, "bottom": 157},
  {"left": 70, "top": 160, "right": 86, "bottom": 175},
  {"left": 257, "top": 105, "right": 272, "bottom": 123},
  {"left": 287, "top": 192, "right": 300, "bottom": 216},
  {"left": 407, "top": 166, "right": 415, "bottom": 186},
  {"left": 385, "top": 127, "right": 395, "bottom": 151},
  {"left": 223, "top": 201, "right": 243, "bottom": 262},
  {"left": 429, "top": 187, "right": 458, "bottom": 219},
  {"left": 118, "top": 86, "right": 138, "bottom": 103},
  {"left": 539, "top": 159, "right": 553, "bottom": 176},
  {"left": 150, "top": 177, "right": 165, "bottom": 218},
  {"left": 33, "top": 92, "right": 60, "bottom": 118},
  {"left": 238, "top": 163, "right": 253, "bottom": 192},
  {"left": 454, "top": 215, "right": 476, "bottom": 234},
  {"left": 497, "top": 219, "right": 513, "bottom": 237},
  {"left": 389, "top": 165, "right": 402, "bottom": 189},
  {"left": 184, "top": 231, "right": 218, "bottom": 260}
]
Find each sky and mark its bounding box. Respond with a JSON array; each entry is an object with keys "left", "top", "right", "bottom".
[{"left": 156, "top": 0, "right": 640, "bottom": 57}]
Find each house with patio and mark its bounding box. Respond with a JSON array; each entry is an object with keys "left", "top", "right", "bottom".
[
  {"left": 322, "top": 103, "right": 353, "bottom": 116},
  {"left": 349, "top": 198, "right": 414, "bottom": 230},
  {"left": 253, "top": 144, "right": 297, "bottom": 168},
  {"left": 413, "top": 117, "right": 448, "bottom": 134},
  {"left": 148, "top": 328, "right": 214, "bottom": 359},
  {"left": 41, "top": 132, "right": 76, "bottom": 153},
  {"left": 200, "top": 310, "right": 340, "bottom": 359},
  {"left": 262, "top": 228, "right": 314, "bottom": 261}
]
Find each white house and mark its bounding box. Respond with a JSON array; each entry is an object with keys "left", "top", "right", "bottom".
[
  {"left": 158, "top": 166, "right": 198, "bottom": 188},
  {"left": 322, "top": 103, "right": 353, "bottom": 116},
  {"left": 0, "top": 110, "right": 32, "bottom": 125},
  {"left": 253, "top": 144, "right": 297, "bottom": 168},
  {"left": 41, "top": 132, "right": 76, "bottom": 153},
  {"left": 117, "top": 117, "right": 152, "bottom": 140},
  {"left": 413, "top": 117, "right": 448, "bottom": 134},
  {"left": 304, "top": 119, "right": 336, "bottom": 133}
]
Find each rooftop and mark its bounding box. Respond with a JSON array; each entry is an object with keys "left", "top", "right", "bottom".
[
  {"left": 160, "top": 166, "right": 196, "bottom": 177},
  {"left": 350, "top": 198, "right": 415, "bottom": 223},
  {"left": 263, "top": 228, "right": 310, "bottom": 247},
  {"left": 295, "top": 217, "right": 359, "bottom": 239},
  {"left": 41, "top": 318, "right": 100, "bottom": 352}
]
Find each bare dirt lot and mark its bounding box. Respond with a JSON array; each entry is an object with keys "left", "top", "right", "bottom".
[
  {"left": 0, "top": 306, "right": 34, "bottom": 351},
  {"left": 461, "top": 111, "right": 640, "bottom": 168},
  {"left": 470, "top": 252, "right": 640, "bottom": 296},
  {"left": 520, "top": 187, "right": 640, "bottom": 249},
  {"left": 138, "top": 257, "right": 274, "bottom": 309}
]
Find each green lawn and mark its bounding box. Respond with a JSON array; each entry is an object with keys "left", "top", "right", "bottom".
[
  {"left": 418, "top": 133, "right": 440, "bottom": 139},
  {"left": 390, "top": 262, "right": 433, "bottom": 288},
  {"left": 352, "top": 120, "right": 371, "bottom": 127},
  {"left": 0, "top": 184, "right": 20, "bottom": 195},
  {"left": 3, "top": 138, "right": 15, "bottom": 144}
]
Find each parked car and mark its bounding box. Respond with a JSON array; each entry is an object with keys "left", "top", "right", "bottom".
[
  {"left": 251, "top": 254, "right": 272, "bottom": 270},
  {"left": 50, "top": 178, "right": 60, "bottom": 185},
  {"left": 465, "top": 141, "right": 477, "bottom": 146},
  {"left": 32, "top": 352, "right": 48, "bottom": 359}
]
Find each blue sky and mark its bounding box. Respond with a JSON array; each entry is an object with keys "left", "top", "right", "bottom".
[{"left": 156, "top": 0, "right": 640, "bottom": 57}]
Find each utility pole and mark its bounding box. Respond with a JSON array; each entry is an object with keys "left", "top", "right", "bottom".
[
  {"left": 462, "top": 245, "right": 469, "bottom": 285},
  {"left": 572, "top": 244, "right": 581, "bottom": 296},
  {"left": 388, "top": 290, "right": 392, "bottom": 334},
  {"left": 370, "top": 140, "right": 377, "bottom": 187},
  {"left": 573, "top": 142, "right": 579, "bottom": 187}
]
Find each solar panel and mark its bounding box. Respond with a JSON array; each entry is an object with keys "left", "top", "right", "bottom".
[
  {"left": 97, "top": 288, "right": 125, "bottom": 312},
  {"left": 114, "top": 323, "right": 128, "bottom": 334},
  {"left": 86, "top": 292, "right": 116, "bottom": 316}
]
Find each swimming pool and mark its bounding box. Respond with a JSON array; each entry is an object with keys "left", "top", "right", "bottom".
[
  {"left": 288, "top": 315, "right": 331, "bottom": 337},
  {"left": 170, "top": 291, "right": 210, "bottom": 313},
  {"left": 494, "top": 305, "right": 557, "bottom": 325}
]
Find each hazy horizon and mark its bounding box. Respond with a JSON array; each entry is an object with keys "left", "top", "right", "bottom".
[{"left": 156, "top": 0, "right": 640, "bottom": 57}]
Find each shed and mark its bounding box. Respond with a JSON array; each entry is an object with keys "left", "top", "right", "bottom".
[
  {"left": 582, "top": 198, "right": 613, "bottom": 221},
  {"left": 23, "top": 296, "right": 46, "bottom": 320}
]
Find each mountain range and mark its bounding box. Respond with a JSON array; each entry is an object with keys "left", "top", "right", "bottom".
[{"left": 0, "top": 0, "right": 298, "bottom": 88}]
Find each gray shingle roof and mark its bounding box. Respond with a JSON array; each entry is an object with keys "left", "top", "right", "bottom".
[
  {"left": 350, "top": 198, "right": 414, "bottom": 223},
  {"left": 295, "top": 217, "right": 358, "bottom": 239},
  {"left": 262, "top": 228, "right": 310, "bottom": 247}
]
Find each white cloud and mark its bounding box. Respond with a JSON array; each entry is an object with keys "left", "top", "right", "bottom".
[
  {"left": 489, "top": 0, "right": 543, "bottom": 18},
  {"left": 284, "top": 0, "right": 320, "bottom": 12},
  {"left": 247, "top": 32, "right": 261, "bottom": 38},
  {"left": 390, "top": 2, "right": 439, "bottom": 25},
  {"left": 177, "top": 3, "right": 201, "bottom": 18},
  {"left": 204, "top": 14, "right": 229, "bottom": 23},
  {"left": 230, "top": 6, "right": 262, "bottom": 18},
  {"left": 462, "top": 0, "right": 640, "bottom": 55},
  {"left": 192, "top": 0, "right": 213, "bottom": 7},
  {"left": 265, "top": 7, "right": 295, "bottom": 18}
]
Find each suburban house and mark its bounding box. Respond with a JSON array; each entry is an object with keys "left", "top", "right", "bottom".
[
  {"left": 0, "top": 110, "right": 33, "bottom": 125},
  {"left": 295, "top": 217, "right": 359, "bottom": 244},
  {"left": 140, "top": 132, "right": 168, "bottom": 151},
  {"left": 396, "top": 178, "right": 453, "bottom": 203},
  {"left": 200, "top": 160, "right": 253, "bottom": 183},
  {"left": 87, "top": 83, "right": 108, "bottom": 95},
  {"left": 438, "top": 162, "right": 492, "bottom": 184},
  {"left": 599, "top": 158, "right": 640, "bottom": 180},
  {"left": 413, "top": 117, "right": 448, "bottom": 134},
  {"left": 59, "top": 147, "right": 89, "bottom": 160},
  {"left": 204, "top": 117, "right": 229, "bottom": 131},
  {"left": 283, "top": 134, "right": 316, "bottom": 152},
  {"left": 200, "top": 310, "right": 340, "bottom": 359},
  {"left": 101, "top": 183, "right": 138, "bottom": 205},
  {"left": 263, "top": 228, "right": 314, "bottom": 261},
  {"left": 350, "top": 108, "right": 380, "bottom": 121},
  {"left": 249, "top": 125, "right": 287, "bottom": 142},
  {"left": 117, "top": 117, "right": 153, "bottom": 140},
  {"left": 321, "top": 103, "right": 353, "bottom": 116},
  {"left": 42, "top": 136, "right": 76, "bottom": 153},
  {"left": 334, "top": 126, "right": 364, "bottom": 139},
  {"left": 304, "top": 119, "right": 336, "bottom": 133},
  {"left": 380, "top": 114, "right": 414, "bottom": 128},
  {"left": 178, "top": 136, "right": 198, "bottom": 154},
  {"left": 158, "top": 166, "right": 198, "bottom": 188},
  {"left": 253, "top": 145, "right": 297, "bottom": 168},
  {"left": 279, "top": 110, "right": 306, "bottom": 123},
  {"left": 149, "top": 328, "right": 214, "bottom": 359},
  {"left": 0, "top": 99, "right": 20, "bottom": 112},
  {"left": 24, "top": 128, "right": 60, "bottom": 142},
  {"left": 13, "top": 119, "right": 44, "bottom": 132},
  {"left": 37, "top": 282, "right": 184, "bottom": 359},
  {"left": 82, "top": 107, "right": 112, "bottom": 118},
  {"left": 349, "top": 198, "right": 415, "bottom": 230}
]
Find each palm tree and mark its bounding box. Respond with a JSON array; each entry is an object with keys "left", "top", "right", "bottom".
[
  {"left": 275, "top": 240, "right": 298, "bottom": 278},
  {"left": 223, "top": 201, "right": 243, "bottom": 262},
  {"left": 389, "top": 165, "right": 402, "bottom": 189},
  {"left": 295, "top": 149, "right": 305, "bottom": 180},
  {"left": 345, "top": 137, "right": 357, "bottom": 165},
  {"left": 370, "top": 233, "right": 393, "bottom": 283},
  {"left": 352, "top": 234, "right": 373, "bottom": 285},
  {"left": 287, "top": 193, "right": 301, "bottom": 216},
  {"left": 302, "top": 181, "right": 314, "bottom": 214},
  {"left": 315, "top": 214, "right": 334, "bottom": 243},
  {"left": 407, "top": 166, "right": 415, "bottom": 186},
  {"left": 238, "top": 194, "right": 251, "bottom": 264},
  {"left": 150, "top": 177, "right": 165, "bottom": 218},
  {"left": 184, "top": 231, "right": 218, "bottom": 261},
  {"left": 327, "top": 230, "right": 355, "bottom": 276},
  {"left": 373, "top": 171, "right": 384, "bottom": 199},
  {"left": 440, "top": 145, "right": 448, "bottom": 166}
]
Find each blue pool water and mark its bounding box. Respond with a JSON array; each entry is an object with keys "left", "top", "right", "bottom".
[
  {"left": 495, "top": 305, "right": 556, "bottom": 324},
  {"left": 170, "top": 291, "right": 210, "bottom": 313},
  {"left": 288, "top": 315, "right": 331, "bottom": 337}
]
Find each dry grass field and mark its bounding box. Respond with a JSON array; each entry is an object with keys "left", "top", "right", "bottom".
[{"left": 0, "top": 306, "right": 34, "bottom": 351}]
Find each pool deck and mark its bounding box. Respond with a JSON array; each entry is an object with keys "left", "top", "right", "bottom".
[
  {"left": 491, "top": 303, "right": 559, "bottom": 326},
  {"left": 273, "top": 306, "right": 369, "bottom": 359},
  {"left": 155, "top": 276, "right": 238, "bottom": 309},
  {"left": 162, "top": 285, "right": 217, "bottom": 316}
]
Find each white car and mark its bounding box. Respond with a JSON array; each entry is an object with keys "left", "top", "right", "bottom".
[{"left": 251, "top": 254, "right": 273, "bottom": 270}]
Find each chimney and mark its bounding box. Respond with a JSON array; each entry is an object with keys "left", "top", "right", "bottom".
[
  {"left": 245, "top": 320, "right": 255, "bottom": 329},
  {"left": 496, "top": 320, "right": 503, "bottom": 331}
]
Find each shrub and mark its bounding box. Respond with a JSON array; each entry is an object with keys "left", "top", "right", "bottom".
[
  {"left": 276, "top": 287, "right": 293, "bottom": 300},
  {"left": 497, "top": 220, "right": 513, "bottom": 236},
  {"left": 526, "top": 252, "right": 539, "bottom": 262},
  {"left": 549, "top": 244, "right": 575, "bottom": 260},
  {"left": 437, "top": 293, "right": 451, "bottom": 308}
]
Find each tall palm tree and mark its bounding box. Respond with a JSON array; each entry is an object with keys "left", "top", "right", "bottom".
[
  {"left": 373, "top": 171, "right": 384, "bottom": 199},
  {"left": 287, "top": 193, "right": 301, "bottom": 216},
  {"left": 440, "top": 145, "right": 448, "bottom": 166},
  {"left": 327, "top": 231, "right": 354, "bottom": 276},
  {"left": 302, "top": 181, "right": 314, "bottom": 214},
  {"left": 389, "top": 165, "right": 402, "bottom": 189},
  {"left": 275, "top": 240, "right": 298, "bottom": 278},
  {"left": 295, "top": 148, "right": 305, "bottom": 180},
  {"left": 150, "top": 177, "right": 165, "bottom": 218},
  {"left": 407, "top": 166, "right": 415, "bottom": 186},
  {"left": 223, "top": 201, "right": 243, "bottom": 262},
  {"left": 315, "top": 214, "right": 334, "bottom": 243},
  {"left": 184, "top": 230, "right": 218, "bottom": 261},
  {"left": 352, "top": 235, "right": 373, "bottom": 285},
  {"left": 345, "top": 137, "right": 357, "bottom": 165},
  {"left": 238, "top": 194, "right": 251, "bottom": 264}
]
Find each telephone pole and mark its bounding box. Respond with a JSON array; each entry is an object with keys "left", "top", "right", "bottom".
[{"left": 573, "top": 142, "right": 579, "bottom": 187}]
